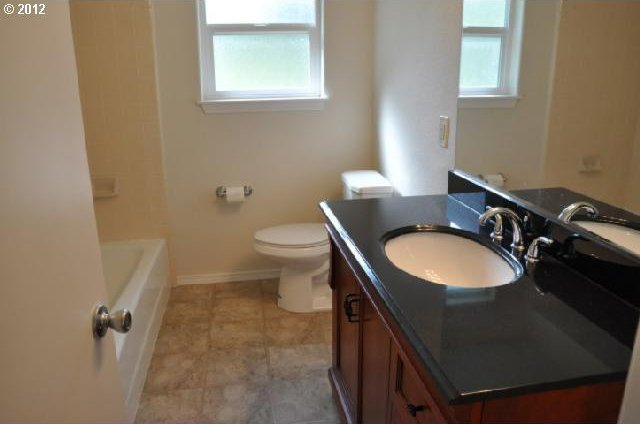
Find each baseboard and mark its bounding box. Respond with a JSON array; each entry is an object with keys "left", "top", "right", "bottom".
[{"left": 176, "top": 268, "right": 281, "bottom": 286}]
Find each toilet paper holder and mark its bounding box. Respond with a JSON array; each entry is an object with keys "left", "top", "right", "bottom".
[{"left": 216, "top": 185, "right": 253, "bottom": 198}]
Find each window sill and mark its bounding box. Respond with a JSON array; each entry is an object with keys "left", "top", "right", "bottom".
[
  {"left": 458, "top": 95, "right": 521, "bottom": 109},
  {"left": 199, "top": 95, "right": 329, "bottom": 113}
]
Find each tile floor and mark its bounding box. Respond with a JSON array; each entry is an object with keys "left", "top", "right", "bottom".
[{"left": 135, "top": 280, "right": 339, "bottom": 424}]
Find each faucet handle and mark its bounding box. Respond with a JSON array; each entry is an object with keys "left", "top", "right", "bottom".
[{"left": 526, "top": 237, "right": 553, "bottom": 263}]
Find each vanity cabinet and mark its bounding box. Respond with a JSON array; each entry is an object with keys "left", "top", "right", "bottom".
[{"left": 327, "top": 235, "right": 625, "bottom": 424}]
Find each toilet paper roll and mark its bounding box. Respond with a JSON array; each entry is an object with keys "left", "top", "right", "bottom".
[
  {"left": 480, "top": 173, "right": 506, "bottom": 188},
  {"left": 225, "top": 186, "right": 246, "bottom": 203}
]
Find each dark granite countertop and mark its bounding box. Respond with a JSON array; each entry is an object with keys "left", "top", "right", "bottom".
[{"left": 320, "top": 194, "right": 635, "bottom": 404}]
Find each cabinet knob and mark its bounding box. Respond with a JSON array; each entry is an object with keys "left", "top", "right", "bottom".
[{"left": 407, "top": 403, "right": 426, "bottom": 417}]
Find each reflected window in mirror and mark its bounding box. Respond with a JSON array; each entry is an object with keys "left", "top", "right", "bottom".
[{"left": 459, "top": 0, "right": 524, "bottom": 102}]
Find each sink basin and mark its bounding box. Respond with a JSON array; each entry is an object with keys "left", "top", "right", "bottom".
[
  {"left": 384, "top": 229, "right": 520, "bottom": 288},
  {"left": 575, "top": 221, "right": 640, "bottom": 256}
]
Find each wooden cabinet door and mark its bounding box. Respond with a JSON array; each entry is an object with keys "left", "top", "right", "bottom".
[
  {"left": 332, "top": 246, "right": 362, "bottom": 423},
  {"left": 388, "top": 344, "right": 447, "bottom": 424},
  {"left": 361, "top": 294, "right": 392, "bottom": 424}
]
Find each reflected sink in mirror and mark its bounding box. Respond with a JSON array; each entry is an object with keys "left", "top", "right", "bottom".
[
  {"left": 574, "top": 221, "right": 640, "bottom": 256},
  {"left": 384, "top": 228, "right": 522, "bottom": 288}
]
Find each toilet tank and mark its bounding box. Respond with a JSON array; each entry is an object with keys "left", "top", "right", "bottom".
[{"left": 341, "top": 170, "right": 395, "bottom": 200}]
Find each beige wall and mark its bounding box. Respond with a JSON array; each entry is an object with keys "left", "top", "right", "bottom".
[
  {"left": 543, "top": 1, "right": 640, "bottom": 205},
  {"left": 153, "top": 0, "right": 375, "bottom": 278},
  {"left": 375, "top": 0, "right": 462, "bottom": 195},
  {"left": 70, "top": 0, "right": 171, "bottom": 245},
  {"left": 456, "top": 1, "right": 561, "bottom": 190}
]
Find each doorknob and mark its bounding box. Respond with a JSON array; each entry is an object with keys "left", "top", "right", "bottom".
[{"left": 92, "top": 304, "right": 132, "bottom": 338}]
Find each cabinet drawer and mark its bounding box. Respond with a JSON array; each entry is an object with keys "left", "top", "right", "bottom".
[{"left": 389, "top": 344, "right": 446, "bottom": 424}]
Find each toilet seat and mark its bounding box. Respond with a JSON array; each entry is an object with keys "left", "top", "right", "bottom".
[
  {"left": 254, "top": 241, "right": 329, "bottom": 260},
  {"left": 254, "top": 223, "right": 328, "bottom": 249}
]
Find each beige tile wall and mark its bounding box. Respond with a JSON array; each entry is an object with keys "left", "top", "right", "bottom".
[{"left": 69, "top": 0, "right": 170, "bottom": 243}]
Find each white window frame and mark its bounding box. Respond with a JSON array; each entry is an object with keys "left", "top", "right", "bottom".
[
  {"left": 459, "top": 0, "right": 525, "bottom": 109},
  {"left": 196, "top": 0, "right": 326, "bottom": 113}
]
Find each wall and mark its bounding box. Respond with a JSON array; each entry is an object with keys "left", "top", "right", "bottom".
[
  {"left": 374, "top": 0, "right": 462, "bottom": 196},
  {"left": 455, "top": 1, "right": 561, "bottom": 190},
  {"left": 543, "top": 1, "right": 640, "bottom": 206},
  {"left": 153, "top": 0, "right": 375, "bottom": 279},
  {"left": 70, "top": 0, "right": 171, "bottom": 245}
]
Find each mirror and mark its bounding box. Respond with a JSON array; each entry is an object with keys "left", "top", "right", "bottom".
[{"left": 455, "top": 0, "right": 640, "bottom": 257}]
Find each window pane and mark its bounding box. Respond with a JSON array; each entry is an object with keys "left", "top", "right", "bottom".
[
  {"left": 213, "top": 33, "right": 311, "bottom": 91},
  {"left": 205, "top": 0, "right": 315, "bottom": 25},
  {"left": 459, "top": 36, "right": 502, "bottom": 90},
  {"left": 463, "top": 0, "right": 508, "bottom": 27}
]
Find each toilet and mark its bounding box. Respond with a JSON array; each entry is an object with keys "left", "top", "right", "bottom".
[{"left": 254, "top": 170, "right": 395, "bottom": 313}]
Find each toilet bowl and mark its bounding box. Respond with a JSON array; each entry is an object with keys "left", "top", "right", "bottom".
[
  {"left": 255, "top": 170, "right": 394, "bottom": 313},
  {"left": 254, "top": 223, "right": 330, "bottom": 313}
]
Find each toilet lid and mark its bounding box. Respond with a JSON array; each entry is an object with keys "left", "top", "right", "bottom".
[{"left": 255, "top": 223, "right": 329, "bottom": 248}]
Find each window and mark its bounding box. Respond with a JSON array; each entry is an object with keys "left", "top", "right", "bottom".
[
  {"left": 197, "top": 0, "right": 325, "bottom": 112},
  {"left": 459, "top": 0, "right": 524, "bottom": 103}
]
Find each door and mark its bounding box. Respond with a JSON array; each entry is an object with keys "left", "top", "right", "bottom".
[
  {"left": 332, "top": 245, "right": 361, "bottom": 422},
  {"left": 0, "top": 1, "right": 126, "bottom": 423},
  {"left": 361, "top": 293, "right": 392, "bottom": 424},
  {"left": 388, "top": 344, "right": 446, "bottom": 424}
]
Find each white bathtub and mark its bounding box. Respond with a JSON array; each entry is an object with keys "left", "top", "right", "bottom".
[{"left": 100, "top": 239, "right": 170, "bottom": 423}]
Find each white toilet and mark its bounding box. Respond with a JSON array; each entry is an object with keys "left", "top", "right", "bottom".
[{"left": 254, "top": 170, "right": 395, "bottom": 313}]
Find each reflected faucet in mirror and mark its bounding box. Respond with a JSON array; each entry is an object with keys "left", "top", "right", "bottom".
[{"left": 558, "top": 202, "right": 599, "bottom": 223}]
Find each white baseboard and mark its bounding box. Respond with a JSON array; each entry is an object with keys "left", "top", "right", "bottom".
[{"left": 176, "top": 268, "right": 281, "bottom": 286}]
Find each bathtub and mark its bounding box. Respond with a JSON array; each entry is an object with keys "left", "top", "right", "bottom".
[{"left": 101, "top": 239, "right": 170, "bottom": 422}]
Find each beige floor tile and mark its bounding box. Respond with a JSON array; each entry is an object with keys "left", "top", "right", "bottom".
[
  {"left": 268, "top": 344, "right": 331, "bottom": 379},
  {"left": 316, "top": 311, "right": 333, "bottom": 346},
  {"left": 215, "top": 280, "right": 262, "bottom": 299},
  {"left": 265, "top": 315, "right": 325, "bottom": 346},
  {"left": 261, "top": 293, "right": 301, "bottom": 320},
  {"left": 211, "top": 296, "right": 264, "bottom": 322},
  {"left": 144, "top": 351, "right": 207, "bottom": 393},
  {"left": 164, "top": 301, "right": 210, "bottom": 324},
  {"left": 141, "top": 281, "right": 340, "bottom": 423},
  {"left": 206, "top": 346, "right": 269, "bottom": 387},
  {"left": 201, "top": 383, "right": 273, "bottom": 424},
  {"left": 135, "top": 389, "right": 203, "bottom": 424},
  {"left": 260, "top": 279, "right": 279, "bottom": 296},
  {"left": 154, "top": 321, "right": 209, "bottom": 356},
  {"left": 169, "top": 284, "right": 214, "bottom": 304},
  {"left": 269, "top": 374, "right": 338, "bottom": 424},
  {"left": 210, "top": 319, "right": 266, "bottom": 349}
]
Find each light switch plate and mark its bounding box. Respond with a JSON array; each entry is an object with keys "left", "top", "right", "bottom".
[{"left": 439, "top": 116, "right": 450, "bottom": 148}]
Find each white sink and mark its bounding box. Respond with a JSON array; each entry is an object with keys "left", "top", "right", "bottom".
[
  {"left": 575, "top": 221, "right": 640, "bottom": 256},
  {"left": 384, "top": 231, "right": 519, "bottom": 288}
]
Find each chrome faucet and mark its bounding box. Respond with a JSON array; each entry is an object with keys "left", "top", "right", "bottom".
[
  {"left": 479, "top": 207, "right": 525, "bottom": 252},
  {"left": 558, "top": 201, "right": 599, "bottom": 223},
  {"left": 525, "top": 236, "right": 553, "bottom": 263},
  {"left": 485, "top": 206, "right": 503, "bottom": 241}
]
